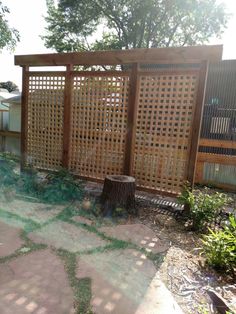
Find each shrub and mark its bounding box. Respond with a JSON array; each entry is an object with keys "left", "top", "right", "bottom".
[
  {"left": 40, "top": 169, "right": 84, "bottom": 203},
  {"left": 201, "top": 215, "right": 236, "bottom": 273},
  {"left": 178, "top": 185, "right": 231, "bottom": 231},
  {"left": 0, "top": 153, "right": 84, "bottom": 204},
  {"left": 0, "top": 153, "right": 19, "bottom": 187}
]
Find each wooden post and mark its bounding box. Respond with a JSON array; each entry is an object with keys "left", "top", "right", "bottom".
[
  {"left": 195, "top": 160, "right": 204, "bottom": 183},
  {"left": 20, "top": 65, "right": 29, "bottom": 170},
  {"left": 62, "top": 64, "right": 73, "bottom": 168},
  {"left": 124, "top": 63, "right": 140, "bottom": 175},
  {"left": 187, "top": 60, "right": 209, "bottom": 186}
]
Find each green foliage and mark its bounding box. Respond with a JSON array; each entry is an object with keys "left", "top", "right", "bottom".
[
  {"left": 40, "top": 169, "right": 84, "bottom": 203},
  {"left": 43, "top": 0, "right": 229, "bottom": 52},
  {"left": 0, "top": 154, "right": 84, "bottom": 204},
  {"left": 0, "top": 81, "right": 18, "bottom": 92},
  {"left": 0, "top": 1, "right": 20, "bottom": 51},
  {"left": 201, "top": 215, "right": 236, "bottom": 273},
  {"left": 179, "top": 185, "right": 231, "bottom": 231},
  {"left": 56, "top": 249, "right": 93, "bottom": 314}
]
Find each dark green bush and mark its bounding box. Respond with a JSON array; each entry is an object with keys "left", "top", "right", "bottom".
[
  {"left": 40, "top": 169, "right": 84, "bottom": 203},
  {"left": 201, "top": 215, "right": 236, "bottom": 273},
  {"left": 0, "top": 153, "right": 84, "bottom": 204}
]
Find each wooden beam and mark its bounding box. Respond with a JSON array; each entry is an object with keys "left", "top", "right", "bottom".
[
  {"left": 62, "top": 64, "right": 73, "bottom": 168},
  {"left": 187, "top": 61, "right": 209, "bottom": 186},
  {"left": 199, "top": 138, "right": 236, "bottom": 150},
  {"left": 15, "top": 45, "right": 223, "bottom": 66},
  {"left": 198, "top": 152, "right": 236, "bottom": 166},
  {"left": 0, "top": 130, "right": 21, "bottom": 138},
  {"left": 20, "top": 66, "right": 29, "bottom": 169},
  {"left": 124, "top": 63, "right": 140, "bottom": 175}
]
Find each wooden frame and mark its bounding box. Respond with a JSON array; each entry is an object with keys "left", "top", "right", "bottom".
[
  {"left": 0, "top": 131, "right": 21, "bottom": 138},
  {"left": 15, "top": 45, "right": 223, "bottom": 66},
  {"left": 16, "top": 46, "right": 223, "bottom": 196},
  {"left": 124, "top": 63, "right": 140, "bottom": 175},
  {"left": 62, "top": 64, "right": 73, "bottom": 168},
  {"left": 20, "top": 66, "right": 29, "bottom": 169},
  {"left": 187, "top": 61, "right": 209, "bottom": 186}
]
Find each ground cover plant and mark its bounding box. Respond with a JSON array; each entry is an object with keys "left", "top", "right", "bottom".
[{"left": 0, "top": 153, "right": 84, "bottom": 204}]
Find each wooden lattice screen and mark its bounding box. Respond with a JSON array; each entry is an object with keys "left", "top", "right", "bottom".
[
  {"left": 69, "top": 73, "right": 129, "bottom": 179},
  {"left": 16, "top": 46, "right": 223, "bottom": 195},
  {"left": 27, "top": 73, "right": 65, "bottom": 169},
  {"left": 134, "top": 72, "right": 198, "bottom": 193}
]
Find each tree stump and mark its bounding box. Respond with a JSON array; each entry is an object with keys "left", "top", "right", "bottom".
[{"left": 100, "top": 175, "right": 136, "bottom": 216}]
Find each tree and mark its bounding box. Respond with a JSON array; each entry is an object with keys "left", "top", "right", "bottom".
[
  {"left": 0, "top": 81, "right": 19, "bottom": 92},
  {"left": 0, "top": 1, "right": 19, "bottom": 51},
  {"left": 43, "top": 0, "right": 229, "bottom": 52}
]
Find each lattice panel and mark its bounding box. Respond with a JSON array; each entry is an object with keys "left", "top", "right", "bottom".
[
  {"left": 27, "top": 74, "right": 65, "bottom": 169},
  {"left": 134, "top": 73, "right": 198, "bottom": 194},
  {"left": 70, "top": 74, "right": 129, "bottom": 178}
]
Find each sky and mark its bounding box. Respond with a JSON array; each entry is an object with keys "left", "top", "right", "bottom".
[{"left": 0, "top": 0, "right": 236, "bottom": 90}]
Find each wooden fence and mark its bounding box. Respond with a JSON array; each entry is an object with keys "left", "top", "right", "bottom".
[
  {"left": 196, "top": 60, "right": 236, "bottom": 191},
  {"left": 15, "top": 45, "right": 223, "bottom": 196}
]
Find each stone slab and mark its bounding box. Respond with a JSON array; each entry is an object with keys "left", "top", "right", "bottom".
[
  {"left": 0, "top": 199, "right": 64, "bottom": 224},
  {"left": 29, "top": 221, "right": 108, "bottom": 252},
  {"left": 0, "top": 249, "right": 75, "bottom": 314},
  {"left": 100, "top": 224, "right": 169, "bottom": 253},
  {"left": 76, "top": 249, "right": 182, "bottom": 314},
  {"left": 0, "top": 221, "right": 23, "bottom": 257}
]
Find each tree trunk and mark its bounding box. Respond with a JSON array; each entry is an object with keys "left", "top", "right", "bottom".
[{"left": 100, "top": 175, "right": 136, "bottom": 216}]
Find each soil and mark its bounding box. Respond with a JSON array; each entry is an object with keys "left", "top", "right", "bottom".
[
  {"left": 84, "top": 182, "right": 236, "bottom": 314},
  {"left": 133, "top": 191, "right": 236, "bottom": 314},
  {"left": 136, "top": 205, "right": 236, "bottom": 314}
]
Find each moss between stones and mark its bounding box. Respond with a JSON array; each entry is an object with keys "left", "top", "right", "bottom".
[
  {"left": 55, "top": 248, "right": 93, "bottom": 314},
  {"left": 0, "top": 205, "right": 163, "bottom": 314}
]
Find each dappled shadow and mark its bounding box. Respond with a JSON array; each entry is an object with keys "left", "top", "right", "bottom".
[
  {"left": 0, "top": 250, "right": 75, "bottom": 314},
  {"left": 76, "top": 249, "right": 180, "bottom": 314}
]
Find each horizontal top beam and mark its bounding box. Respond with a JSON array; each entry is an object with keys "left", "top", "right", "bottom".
[{"left": 15, "top": 45, "right": 223, "bottom": 67}]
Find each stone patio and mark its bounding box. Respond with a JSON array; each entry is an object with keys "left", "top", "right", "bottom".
[
  {"left": 28, "top": 221, "right": 108, "bottom": 252},
  {"left": 0, "top": 250, "right": 75, "bottom": 314},
  {"left": 0, "top": 199, "right": 64, "bottom": 224},
  {"left": 0, "top": 221, "right": 23, "bottom": 257},
  {"left": 100, "top": 223, "right": 170, "bottom": 253},
  {"left": 0, "top": 203, "right": 183, "bottom": 314}
]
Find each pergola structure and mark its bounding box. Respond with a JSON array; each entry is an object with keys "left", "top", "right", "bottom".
[{"left": 15, "top": 45, "right": 223, "bottom": 196}]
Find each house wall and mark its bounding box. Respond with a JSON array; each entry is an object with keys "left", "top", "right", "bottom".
[
  {"left": 0, "top": 104, "right": 21, "bottom": 155},
  {"left": 9, "top": 104, "right": 21, "bottom": 132},
  {"left": 0, "top": 111, "right": 9, "bottom": 130}
]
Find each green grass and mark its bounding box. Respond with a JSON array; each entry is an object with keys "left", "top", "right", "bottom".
[{"left": 56, "top": 248, "right": 93, "bottom": 314}]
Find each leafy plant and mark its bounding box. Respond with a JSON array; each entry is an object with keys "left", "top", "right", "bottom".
[
  {"left": 0, "top": 153, "right": 84, "bottom": 204},
  {"left": 40, "top": 168, "right": 84, "bottom": 203},
  {"left": 43, "top": 0, "right": 229, "bottom": 52},
  {"left": 0, "top": 1, "right": 20, "bottom": 51},
  {"left": 201, "top": 215, "right": 236, "bottom": 273},
  {"left": 178, "top": 185, "right": 231, "bottom": 231},
  {"left": 0, "top": 154, "right": 19, "bottom": 188}
]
